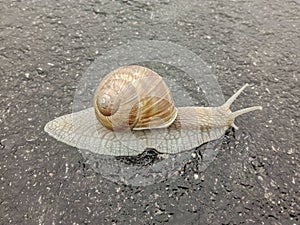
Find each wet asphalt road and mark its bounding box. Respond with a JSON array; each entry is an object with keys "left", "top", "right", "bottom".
[{"left": 0, "top": 0, "right": 299, "bottom": 224}]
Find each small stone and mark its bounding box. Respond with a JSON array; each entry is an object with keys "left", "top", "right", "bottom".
[
  {"left": 36, "top": 67, "right": 44, "bottom": 74},
  {"left": 257, "top": 176, "right": 263, "bottom": 181},
  {"left": 194, "top": 174, "right": 199, "bottom": 180},
  {"left": 93, "top": 8, "right": 106, "bottom": 15}
]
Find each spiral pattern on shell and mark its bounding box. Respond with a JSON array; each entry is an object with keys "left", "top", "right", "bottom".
[{"left": 94, "top": 65, "right": 178, "bottom": 131}]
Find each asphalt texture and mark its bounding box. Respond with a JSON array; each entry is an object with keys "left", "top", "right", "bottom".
[{"left": 0, "top": 0, "right": 299, "bottom": 224}]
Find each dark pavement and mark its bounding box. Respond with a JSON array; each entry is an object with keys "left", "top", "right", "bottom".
[{"left": 0, "top": 0, "right": 299, "bottom": 224}]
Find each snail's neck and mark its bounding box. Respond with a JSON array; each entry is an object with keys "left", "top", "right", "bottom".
[{"left": 175, "top": 106, "right": 233, "bottom": 130}]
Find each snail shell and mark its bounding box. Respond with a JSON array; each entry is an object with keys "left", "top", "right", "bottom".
[
  {"left": 44, "top": 65, "right": 262, "bottom": 156},
  {"left": 94, "top": 66, "right": 177, "bottom": 131}
]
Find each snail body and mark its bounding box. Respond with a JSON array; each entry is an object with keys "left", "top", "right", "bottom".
[{"left": 45, "top": 65, "right": 262, "bottom": 156}]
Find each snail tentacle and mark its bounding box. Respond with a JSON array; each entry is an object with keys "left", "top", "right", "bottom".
[
  {"left": 222, "top": 83, "right": 249, "bottom": 110},
  {"left": 229, "top": 106, "right": 262, "bottom": 120},
  {"left": 217, "top": 83, "right": 262, "bottom": 129}
]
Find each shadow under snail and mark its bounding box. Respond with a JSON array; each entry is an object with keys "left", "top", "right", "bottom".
[{"left": 44, "top": 65, "right": 262, "bottom": 156}]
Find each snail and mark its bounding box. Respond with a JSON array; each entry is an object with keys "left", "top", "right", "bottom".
[{"left": 44, "top": 65, "right": 262, "bottom": 156}]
